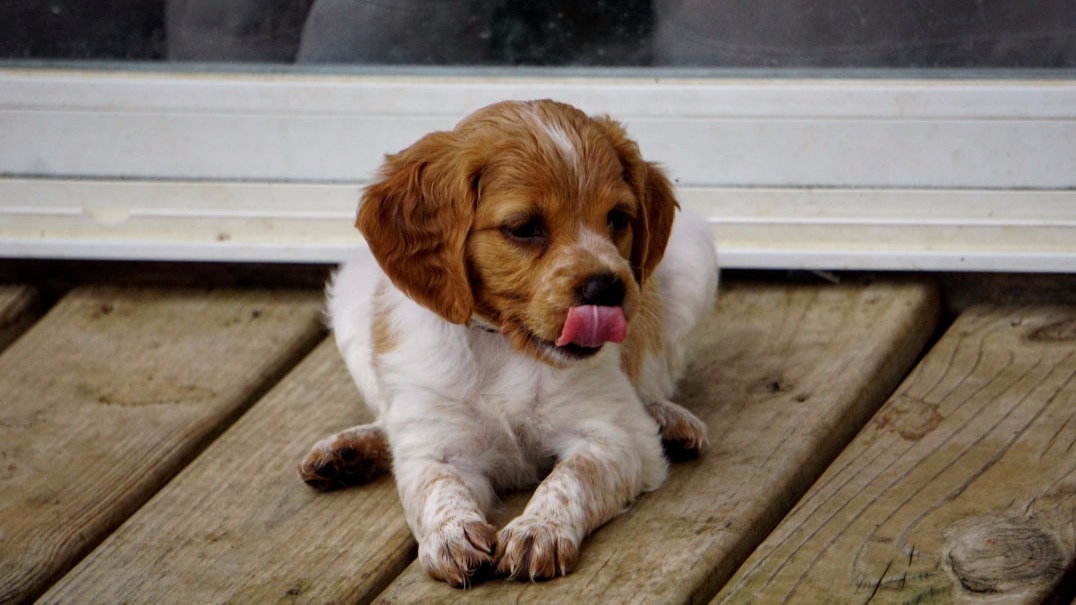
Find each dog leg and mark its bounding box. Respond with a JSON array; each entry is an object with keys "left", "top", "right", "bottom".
[
  {"left": 495, "top": 448, "right": 642, "bottom": 581},
  {"left": 298, "top": 423, "right": 391, "bottom": 490},
  {"left": 646, "top": 399, "right": 709, "bottom": 460},
  {"left": 398, "top": 461, "right": 497, "bottom": 587}
]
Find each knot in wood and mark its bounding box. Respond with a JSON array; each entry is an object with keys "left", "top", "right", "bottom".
[
  {"left": 945, "top": 516, "right": 1065, "bottom": 594},
  {"left": 1026, "top": 316, "right": 1076, "bottom": 343}
]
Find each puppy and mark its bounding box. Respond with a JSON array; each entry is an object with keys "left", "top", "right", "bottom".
[{"left": 299, "top": 99, "right": 718, "bottom": 586}]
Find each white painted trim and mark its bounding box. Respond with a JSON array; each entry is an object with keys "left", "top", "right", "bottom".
[
  {"left": 5, "top": 69, "right": 1074, "bottom": 118},
  {"left": 1, "top": 69, "right": 1074, "bottom": 272},
  {"left": 2, "top": 70, "right": 1075, "bottom": 188},
  {"left": 2, "top": 179, "right": 1073, "bottom": 272}
]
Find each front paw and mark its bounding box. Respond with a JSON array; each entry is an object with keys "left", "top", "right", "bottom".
[
  {"left": 646, "top": 399, "right": 709, "bottom": 461},
  {"left": 419, "top": 516, "right": 497, "bottom": 588},
  {"left": 298, "top": 424, "right": 390, "bottom": 491},
  {"left": 495, "top": 516, "right": 579, "bottom": 581}
]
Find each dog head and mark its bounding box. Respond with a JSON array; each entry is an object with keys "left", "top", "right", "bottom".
[{"left": 357, "top": 99, "right": 678, "bottom": 365}]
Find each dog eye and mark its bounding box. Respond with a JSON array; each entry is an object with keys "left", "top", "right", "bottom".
[
  {"left": 607, "top": 209, "right": 631, "bottom": 233},
  {"left": 502, "top": 218, "right": 546, "bottom": 244}
]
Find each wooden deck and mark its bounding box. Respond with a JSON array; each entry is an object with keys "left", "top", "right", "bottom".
[{"left": 0, "top": 273, "right": 1072, "bottom": 604}]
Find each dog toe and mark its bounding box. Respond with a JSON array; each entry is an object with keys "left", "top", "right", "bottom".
[
  {"left": 645, "top": 400, "right": 709, "bottom": 461},
  {"left": 495, "top": 516, "right": 579, "bottom": 581},
  {"left": 419, "top": 517, "right": 497, "bottom": 587}
]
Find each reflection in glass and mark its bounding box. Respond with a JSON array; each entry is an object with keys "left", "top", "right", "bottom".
[{"left": 1, "top": 0, "right": 1073, "bottom": 68}]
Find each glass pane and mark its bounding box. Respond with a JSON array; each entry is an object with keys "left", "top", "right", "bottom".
[{"left": 0, "top": 1, "right": 1073, "bottom": 68}]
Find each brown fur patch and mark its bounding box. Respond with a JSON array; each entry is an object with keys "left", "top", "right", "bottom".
[
  {"left": 589, "top": 116, "right": 679, "bottom": 283},
  {"left": 356, "top": 131, "right": 478, "bottom": 325},
  {"left": 297, "top": 424, "right": 391, "bottom": 490},
  {"left": 371, "top": 281, "right": 398, "bottom": 357},
  {"left": 462, "top": 103, "right": 641, "bottom": 362},
  {"left": 621, "top": 277, "right": 665, "bottom": 385}
]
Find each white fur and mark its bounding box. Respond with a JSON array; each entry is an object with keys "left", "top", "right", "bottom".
[{"left": 542, "top": 119, "right": 579, "bottom": 166}]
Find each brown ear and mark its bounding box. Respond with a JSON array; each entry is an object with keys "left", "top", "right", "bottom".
[
  {"left": 594, "top": 117, "right": 679, "bottom": 283},
  {"left": 356, "top": 131, "right": 478, "bottom": 325}
]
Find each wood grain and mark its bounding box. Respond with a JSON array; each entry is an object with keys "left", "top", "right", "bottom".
[
  {"left": 39, "top": 340, "right": 415, "bottom": 605},
  {"left": 0, "top": 285, "right": 40, "bottom": 353},
  {"left": 715, "top": 304, "right": 1076, "bottom": 604},
  {"left": 0, "top": 287, "right": 324, "bottom": 604},
  {"left": 374, "top": 278, "right": 940, "bottom": 604}
]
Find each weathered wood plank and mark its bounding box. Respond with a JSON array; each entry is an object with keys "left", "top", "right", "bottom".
[
  {"left": 39, "top": 340, "right": 414, "bottom": 605},
  {"left": 716, "top": 304, "right": 1076, "bottom": 604},
  {"left": 374, "top": 278, "right": 940, "bottom": 604},
  {"left": 0, "top": 284, "right": 40, "bottom": 353},
  {"left": 0, "top": 287, "right": 324, "bottom": 604}
]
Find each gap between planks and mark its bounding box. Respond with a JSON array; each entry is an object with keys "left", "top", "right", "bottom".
[
  {"left": 42, "top": 277, "right": 938, "bottom": 604},
  {"left": 0, "top": 286, "right": 325, "bottom": 604},
  {"left": 0, "top": 284, "right": 41, "bottom": 354},
  {"left": 715, "top": 303, "right": 1076, "bottom": 605}
]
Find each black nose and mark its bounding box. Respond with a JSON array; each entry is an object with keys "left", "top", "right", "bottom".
[{"left": 578, "top": 274, "right": 626, "bottom": 307}]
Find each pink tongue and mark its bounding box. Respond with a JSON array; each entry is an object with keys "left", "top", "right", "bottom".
[{"left": 556, "top": 305, "right": 627, "bottom": 348}]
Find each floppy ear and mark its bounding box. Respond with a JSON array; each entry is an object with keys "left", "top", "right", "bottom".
[
  {"left": 593, "top": 117, "right": 679, "bottom": 283},
  {"left": 356, "top": 131, "right": 478, "bottom": 325}
]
